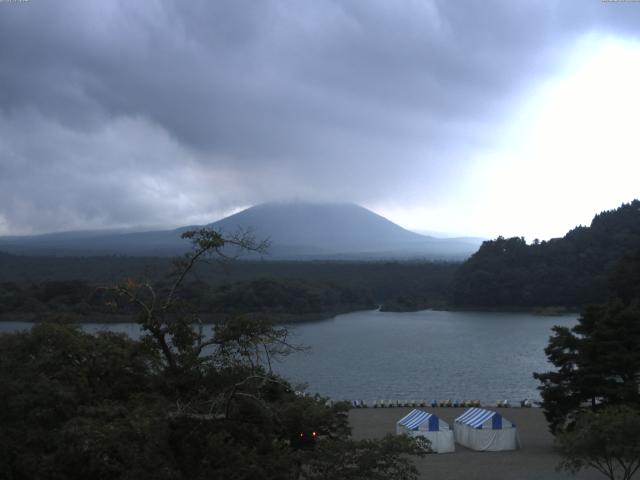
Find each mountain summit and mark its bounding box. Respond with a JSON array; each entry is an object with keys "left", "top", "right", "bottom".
[
  {"left": 213, "top": 203, "right": 425, "bottom": 255},
  {"left": 0, "top": 202, "right": 481, "bottom": 259}
]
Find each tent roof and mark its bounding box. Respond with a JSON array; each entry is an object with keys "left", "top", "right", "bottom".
[
  {"left": 398, "top": 409, "right": 440, "bottom": 430},
  {"left": 455, "top": 408, "right": 501, "bottom": 429}
]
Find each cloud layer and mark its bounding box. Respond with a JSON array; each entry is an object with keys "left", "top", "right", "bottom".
[{"left": 1, "top": 0, "right": 639, "bottom": 236}]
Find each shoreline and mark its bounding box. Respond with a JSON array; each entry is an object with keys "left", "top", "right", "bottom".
[
  {"left": 430, "top": 305, "right": 579, "bottom": 316},
  {"left": 0, "top": 308, "right": 372, "bottom": 325},
  {"left": 0, "top": 305, "right": 578, "bottom": 325},
  {"left": 386, "top": 305, "right": 579, "bottom": 316}
]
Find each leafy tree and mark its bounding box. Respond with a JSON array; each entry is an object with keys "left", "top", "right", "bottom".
[
  {"left": 557, "top": 405, "right": 640, "bottom": 480},
  {"left": 0, "top": 322, "right": 164, "bottom": 479},
  {"left": 0, "top": 228, "right": 426, "bottom": 480},
  {"left": 302, "top": 435, "right": 427, "bottom": 480}
]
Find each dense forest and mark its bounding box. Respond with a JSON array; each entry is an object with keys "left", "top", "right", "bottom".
[
  {"left": 451, "top": 200, "right": 640, "bottom": 309},
  {"left": 0, "top": 277, "right": 375, "bottom": 321},
  {"left": 0, "top": 257, "right": 457, "bottom": 320}
]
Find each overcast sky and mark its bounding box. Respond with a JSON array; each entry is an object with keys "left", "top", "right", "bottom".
[{"left": 1, "top": 0, "right": 639, "bottom": 240}]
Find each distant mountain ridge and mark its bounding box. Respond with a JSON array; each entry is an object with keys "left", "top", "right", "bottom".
[
  {"left": 451, "top": 200, "right": 640, "bottom": 308},
  {"left": 0, "top": 202, "right": 482, "bottom": 260}
]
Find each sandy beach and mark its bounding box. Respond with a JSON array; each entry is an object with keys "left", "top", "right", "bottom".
[{"left": 349, "top": 407, "right": 602, "bottom": 480}]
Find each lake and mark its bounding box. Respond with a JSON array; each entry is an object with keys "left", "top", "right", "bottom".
[{"left": 0, "top": 309, "right": 576, "bottom": 404}]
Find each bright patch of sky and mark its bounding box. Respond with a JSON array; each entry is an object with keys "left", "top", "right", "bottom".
[{"left": 377, "top": 34, "right": 640, "bottom": 240}]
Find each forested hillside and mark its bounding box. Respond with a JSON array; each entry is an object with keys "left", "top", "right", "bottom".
[
  {"left": 451, "top": 200, "right": 640, "bottom": 308},
  {"left": 0, "top": 257, "right": 457, "bottom": 319}
]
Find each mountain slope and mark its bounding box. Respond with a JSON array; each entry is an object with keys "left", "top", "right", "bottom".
[
  {"left": 0, "top": 202, "right": 481, "bottom": 259},
  {"left": 214, "top": 203, "right": 435, "bottom": 256},
  {"left": 451, "top": 200, "right": 640, "bottom": 308}
]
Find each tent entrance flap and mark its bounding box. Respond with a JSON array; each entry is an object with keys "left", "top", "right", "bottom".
[
  {"left": 454, "top": 408, "right": 519, "bottom": 451},
  {"left": 396, "top": 409, "right": 455, "bottom": 454}
]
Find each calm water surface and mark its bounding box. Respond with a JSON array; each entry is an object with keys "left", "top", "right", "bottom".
[
  {"left": 0, "top": 309, "right": 576, "bottom": 403},
  {"left": 274, "top": 309, "right": 576, "bottom": 403}
]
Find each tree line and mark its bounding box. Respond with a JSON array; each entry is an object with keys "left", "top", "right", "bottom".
[
  {"left": 0, "top": 277, "right": 376, "bottom": 321},
  {"left": 451, "top": 200, "right": 640, "bottom": 309},
  {"left": 0, "top": 259, "right": 457, "bottom": 318}
]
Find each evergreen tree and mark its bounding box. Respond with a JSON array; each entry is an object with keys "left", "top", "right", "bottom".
[{"left": 534, "top": 248, "right": 640, "bottom": 434}]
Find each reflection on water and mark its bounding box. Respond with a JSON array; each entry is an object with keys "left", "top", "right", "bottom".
[{"left": 0, "top": 309, "right": 576, "bottom": 403}]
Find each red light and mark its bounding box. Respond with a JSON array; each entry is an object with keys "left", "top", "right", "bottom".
[{"left": 312, "top": 431, "right": 317, "bottom": 437}]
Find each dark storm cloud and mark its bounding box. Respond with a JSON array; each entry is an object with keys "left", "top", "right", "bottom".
[{"left": 0, "top": 0, "right": 639, "bottom": 233}]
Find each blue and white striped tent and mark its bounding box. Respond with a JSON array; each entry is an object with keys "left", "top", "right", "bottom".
[
  {"left": 454, "top": 408, "right": 520, "bottom": 451},
  {"left": 396, "top": 409, "right": 454, "bottom": 453}
]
